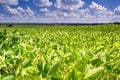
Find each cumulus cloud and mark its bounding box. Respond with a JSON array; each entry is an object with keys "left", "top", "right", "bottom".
[
  {"left": 75, "top": 1, "right": 114, "bottom": 23},
  {"left": 26, "top": 7, "right": 35, "bottom": 16},
  {"left": 0, "top": 0, "right": 120, "bottom": 23},
  {"left": 45, "top": 1, "right": 117, "bottom": 23},
  {"left": 55, "top": 0, "right": 84, "bottom": 12},
  {"left": 40, "top": 8, "right": 49, "bottom": 12},
  {"left": 0, "top": 0, "right": 18, "bottom": 5},
  {"left": 89, "top": 1, "right": 106, "bottom": 15},
  {"left": 89, "top": 1, "right": 107, "bottom": 11},
  {"left": 114, "top": 6, "right": 120, "bottom": 15},
  {"left": 3, "top": 6, "right": 35, "bottom": 17},
  {"left": 81, "top": 2, "right": 119, "bottom": 22},
  {"left": 88, "top": 1, "right": 113, "bottom": 17},
  {"left": 3, "top": 5, "right": 20, "bottom": 15},
  {"left": 45, "top": 10, "right": 79, "bottom": 18},
  {"left": 45, "top": 0, "right": 84, "bottom": 19},
  {"left": 33, "top": 0, "right": 52, "bottom": 7}
]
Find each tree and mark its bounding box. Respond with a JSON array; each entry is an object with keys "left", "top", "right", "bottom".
[{"left": 7, "top": 24, "right": 13, "bottom": 27}]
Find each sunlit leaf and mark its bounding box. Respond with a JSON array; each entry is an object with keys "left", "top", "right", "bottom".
[
  {"left": 2, "top": 75, "right": 15, "bottom": 80},
  {"left": 84, "top": 67, "right": 104, "bottom": 80},
  {"left": 47, "top": 62, "right": 60, "bottom": 76},
  {"left": 21, "top": 59, "right": 31, "bottom": 68}
]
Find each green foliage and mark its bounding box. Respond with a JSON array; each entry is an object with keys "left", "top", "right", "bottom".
[
  {"left": 21, "top": 59, "right": 31, "bottom": 68},
  {"left": 84, "top": 67, "right": 104, "bottom": 80},
  {"left": 0, "top": 24, "right": 120, "bottom": 80},
  {"left": 2, "top": 75, "right": 15, "bottom": 80}
]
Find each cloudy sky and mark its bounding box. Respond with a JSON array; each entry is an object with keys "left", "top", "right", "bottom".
[{"left": 0, "top": 0, "right": 120, "bottom": 23}]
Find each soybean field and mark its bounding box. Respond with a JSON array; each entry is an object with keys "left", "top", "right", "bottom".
[{"left": 0, "top": 24, "right": 120, "bottom": 80}]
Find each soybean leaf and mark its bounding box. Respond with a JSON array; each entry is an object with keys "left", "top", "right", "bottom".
[
  {"left": 21, "top": 59, "right": 31, "bottom": 68},
  {"left": 67, "top": 68, "right": 81, "bottom": 80},
  {"left": 84, "top": 67, "right": 104, "bottom": 80},
  {"left": 47, "top": 62, "right": 60, "bottom": 76},
  {"left": 2, "top": 75, "right": 15, "bottom": 80}
]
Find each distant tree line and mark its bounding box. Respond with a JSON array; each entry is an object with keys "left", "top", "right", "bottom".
[
  {"left": 6, "top": 23, "right": 13, "bottom": 27},
  {"left": 113, "top": 22, "right": 120, "bottom": 24}
]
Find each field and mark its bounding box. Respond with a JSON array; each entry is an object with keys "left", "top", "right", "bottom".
[{"left": 0, "top": 24, "right": 120, "bottom": 80}]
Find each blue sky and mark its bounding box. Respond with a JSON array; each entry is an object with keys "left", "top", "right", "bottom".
[{"left": 0, "top": 0, "right": 120, "bottom": 23}]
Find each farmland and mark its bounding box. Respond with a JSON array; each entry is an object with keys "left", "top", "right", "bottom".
[{"left": 0, "top": 24, "right": 120, "bottom": 80}]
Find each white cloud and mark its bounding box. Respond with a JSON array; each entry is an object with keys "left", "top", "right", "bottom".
[
  {"left": 17, "top": 7, "right": 25, "bottom": 12},
  {"left": 26, "top": 7, "right": 35, "bottom": 16},
  {"left": 33, "top": 0, "right": 52, "bottom": 7},
  {"left": 45, "top": 11, "right": 58, "bottom": 18},
  {"left": 88, "top": 2, "right": 114, "bottom": 17},
  {"left": 3, "top": 6, "right": 35, "bottom": 17},
  {"left": 0, "top": 0, "right": 18, "bottom": 5},
  {"left": 89, "top": 1, "right": 107, "bottom": 15},
  {"left": 55, "top": 0, "right": 84, "bottom": 12},
  {"left": 89, "top": 1, "right": 107, "bottom": 11},
  {"left": 45, "top": 0, "right": 84, "bottom": 19},
  {"left": 45, "top": 1, "right": 117, "bottom": 23},
  {"left": 114, "top": 5, "right": 120, "bottom": 15},
  {"left": 77, "top": 1, "right": 114, "bottom": 23},
  {"left": 45, "top": 10, "right": 79, "bottom": 18},
  {"left": 0, "top": 1, "right": 120, "bottom": 23},
  {"left": 111, "top": 15, "right": 120, "bottom": 22},
  {"left": 40, "top": 8, "right": 49, "bottom": 12},
  {"left": 3, "top": 5, "right": 21, "bottom": 15}
]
